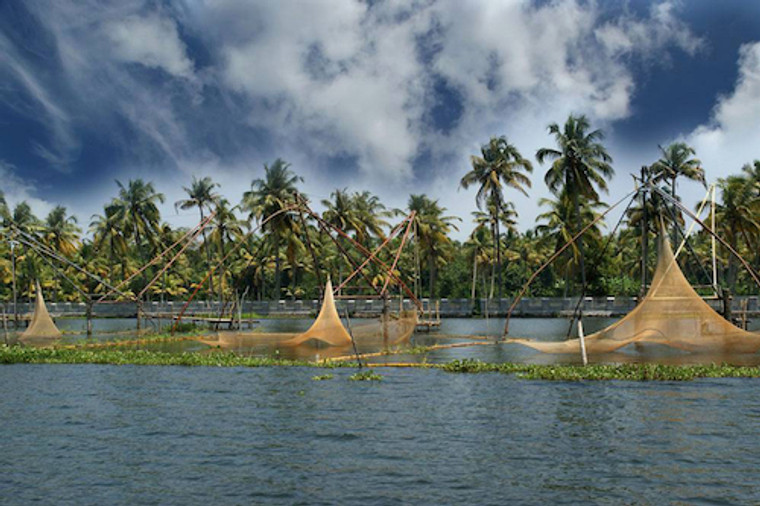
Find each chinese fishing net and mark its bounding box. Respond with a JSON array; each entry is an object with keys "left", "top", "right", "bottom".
[
  {"left": 201, "top": 277, "right": 417, "bottom": 350},
  {"left": 510, "top": 233, "right": 760, "bottom": 354},
  {"left": 20, "top": 281, "right": 62, "bottom": 342}
]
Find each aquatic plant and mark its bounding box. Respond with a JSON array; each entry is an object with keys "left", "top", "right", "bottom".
[
  {"left": 312, "top": 374, "right": 334, "bottom": 381},
  {"left": 348, "top": 369, "right": 383, "bottom": 381},
  {"left": 4, "top": 345, "right": 760, "bottom": 381}
]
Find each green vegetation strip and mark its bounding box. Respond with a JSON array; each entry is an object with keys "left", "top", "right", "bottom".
[{"left": 3, "top": 348, "right": 760, "bottom": 381}]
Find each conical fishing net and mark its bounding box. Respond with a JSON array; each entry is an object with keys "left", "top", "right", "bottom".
[
  {"left": 282, "top": 278, "right": 353, "bottom": 346},
  {"left": 511, "top": 233, "right": 760, "bottom": 354},
  {"left": 204, "top": 278, "right": 418, "bottom": 351},
  {"left": 20, "top": 281, "right": 62, "bottom": 342}
]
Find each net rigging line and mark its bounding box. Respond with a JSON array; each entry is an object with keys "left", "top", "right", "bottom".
[
  {"left": 564, "top": 189, "right": 640, "bottom": 339},
  {"left": 3, "top": 225, "right": 134, "bottom": 301},
  {"left": 652, "top": 185, "right": 760, "bottom": 291},
  {"left": 502, "top": 188, "right": 639, "bottom": 337}
]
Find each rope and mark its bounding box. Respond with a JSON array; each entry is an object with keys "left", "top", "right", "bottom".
[{"left": 565, "top": 190, "right": 639, "bottom": 338}]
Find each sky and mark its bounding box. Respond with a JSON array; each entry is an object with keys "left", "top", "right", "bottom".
[{"left": 1, "top": 0, "right": 760, "bottom": 240}]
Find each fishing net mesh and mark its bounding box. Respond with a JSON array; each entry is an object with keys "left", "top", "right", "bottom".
[
  {"left": 512, "top": 234, "right": 760, "bottom": 354},
  {"left": 208, "top": 278, "right": 417, "bottom": 350},
  {"left": 21, "top": 281, "right": 62, "bottom": 341}
]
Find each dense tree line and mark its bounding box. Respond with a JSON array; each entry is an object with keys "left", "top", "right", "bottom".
[{"left": 2, "top": 114, "right": 760, "bottom": 305}]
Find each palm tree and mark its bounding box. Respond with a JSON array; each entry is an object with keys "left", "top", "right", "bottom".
[
  {"left": 461, "top": 136, "right": 532, "bottom": 300},
  {"left": 208, "top": 198, "right": 245, "bottom": 299},
  {"left": 241, "top": 159, "right": 302, "bottom": 299},
  {"left": 464, "top": 223, "right": 492, "bottom": 301},
  {"left": 175, "top": 176, "right": 220, "bottom": 298},
  {"left": 90, "top": 204, "right": 129, "bottom": 284},
  {"left": 352, "top": 191, "right": 391, "bottom": 241},
  {"left": 537, "top": 114, "right": 614, "bottom": 294},
  {"left": 322, "top": 189, "right": 363, "bottom": 238},
  {"left": 0, "top": 190, "right": 8, "bottom": 224},
  {"left": 714, "top": 175, "right": 760, "bottom": 291},
  {"left": 43, "top": 206, "right": 81, "bottom": 257},
  {"left": 111, "top": 179, "right": 165, "bottom": 263},
  {"left": 650, "top": 142, "right": 704, "bottom": 242},
  {"left": 407, "top": 194, "right": 460, "bottom": 298},
  {"left": 536, "top": 191, "right": 605, "bottom": 296}
]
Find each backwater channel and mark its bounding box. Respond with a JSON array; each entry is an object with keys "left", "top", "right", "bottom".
[{"left": 3, "top": 317, "right": 760, "bottom": 504}]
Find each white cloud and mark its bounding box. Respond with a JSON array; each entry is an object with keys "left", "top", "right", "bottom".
[
  {"left": 107, "top": 14, "right": 194, "bottom": 78},
  {"left": 687, "top": 42, "right": 760, "bottom": 180},
  {"left": 0, "top": 161, "right": 56, "bottom": 218},
  {"left": 5, "top": 0, "right": 707, "bottom": 239}
]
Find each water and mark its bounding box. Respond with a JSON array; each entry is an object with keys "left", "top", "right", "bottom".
[
  {"left": 13, "top": 316, "right": 760, "bottom": 364},
  {"left": 1, "top": 364, "right": 759, "bottom": 504}
]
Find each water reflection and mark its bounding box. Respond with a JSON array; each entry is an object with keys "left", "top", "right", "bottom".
[{"left": 7, "top": 316, "right": 760, "bottom": 365}]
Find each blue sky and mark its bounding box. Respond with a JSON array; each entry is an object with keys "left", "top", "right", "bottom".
[{"left": 1, "top": 0, "right": 760, "bottom": 239}]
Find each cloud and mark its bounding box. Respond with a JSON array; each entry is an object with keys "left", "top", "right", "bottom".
[
  {"left": 2, "top": 0, "right": 707, "bottom": 239},
  {"left": 687, "top": 41, "right": 760, "bottom": 179},
  {"left": 0, "top": 29, "right": 80, "bottom": 170},
  {"left": 106, "top": 14, "right": 195, "bottom": 79},
  {"left": 0, "top": 161, "right": 55, "bottom": 218}
]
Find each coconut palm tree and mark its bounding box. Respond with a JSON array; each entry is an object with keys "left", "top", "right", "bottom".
[
  {"left": 208, "top": 198, "right": 245, "bottom": 299},
  {"left": 241, "top": 159, "right": 302, "bottom": 299},
  {"left": 322, "top": 189, "right": 363, "bottom": 238},
  {"left": 461, "top": 136, "right": 532, "bottom": 300},
  {"left": 352, "top": 191, "right": 391, "bottom": 241},
  {"left": 650, "top": 142, "right": 704, "bottom": 241},
  {"left": 43, "top": 206, "right": 81, "bottom": 257},
  {"left": 407, "top": 194, "right": 460, "bottom": 298},
  {"left": 537, "top": 114, "right": 614, "bottom": 294},
  {"left": 536, "top": 191, "right": 605, "bottom": 296},
  {"left": 111, "top": 179, "right": 165, "bottom": 263},
  {"left": 175, "top": 176, "right": 220, "bottom": 298},
  {"left": 464, "top": 223, "right": 492, "bottom": 301},
  {"left": 90, "top": 204, "right": 129, "bottom": 284},
  {"left": 714, "top": 175, "right": 760, "bottom": 291}
]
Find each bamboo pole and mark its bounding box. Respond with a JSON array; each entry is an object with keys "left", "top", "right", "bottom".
[
  {"left": 577, "top": 319, "right": 588, "bottom": 366},
  {"left": 2, "top": 304, "right": 9, "bottom": 345}
]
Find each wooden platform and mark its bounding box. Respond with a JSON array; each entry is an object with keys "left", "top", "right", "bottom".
[
  {"left": 143, "top": 313, "right": 259, "bottom": 329},
  {"left": 416, "top": 320, "right": 441, "bottom": 332}
]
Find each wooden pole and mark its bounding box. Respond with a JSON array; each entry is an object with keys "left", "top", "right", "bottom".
[
  {"left": 86, "top": 297, "right": 93, "bottom": 337},
  {"left": 640, "top": 166, "right": 649, "bottom": 301},
  {"left": 344, "top": 308, "right": 362, "bottom": 368},
  {"left": 10, "top": 240, "right": 17, "bottom": 329},
  {"left": 577, "top": 319, "right": 588, "bottom": 366},
  {"left": 711, "top": 184, "right": 718, "bottom": 290},
  {"left": 2, "top": 304, "right": 8, "bottom": 345}
]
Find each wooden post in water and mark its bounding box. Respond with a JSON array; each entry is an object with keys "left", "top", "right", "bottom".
[
  {"left": 722, "top": 288, "right": 732, "bottom": 323},
  {"left": 640, "top": 166, "right": 649, "bottom": 303},
  {"left": 85, "top": 297, "right": 93, "bottom": 337},
  {"left": 2, "top": 304, "right": 9, "bottom": 345},
  {"left": 136, "top": 299, "right": 143, "bottom": 332},
  {"left": 382, "top": 291, "right": 390, "bottom": 350},
  {"left": 577, "top": 319, "right": 588, "bottom": 366},
  {"left": 10, "top": 239, "right": 18, "bottom": 329}
]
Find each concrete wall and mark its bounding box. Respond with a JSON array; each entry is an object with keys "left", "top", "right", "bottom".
[{"left": 4, "top": 296, "right": 759, "bottom": 318}]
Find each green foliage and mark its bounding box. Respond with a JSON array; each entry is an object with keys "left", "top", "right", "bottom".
[
  {"left": 3, "top": 346, "right": 760, "bottom": 381},
  {"left": 348, "top": 369, "right": 383, "bottom": 381}
]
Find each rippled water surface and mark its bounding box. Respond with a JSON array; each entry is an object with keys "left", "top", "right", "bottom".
[{"left": 2, "top": 364, "right": 760, "bottom": 504}]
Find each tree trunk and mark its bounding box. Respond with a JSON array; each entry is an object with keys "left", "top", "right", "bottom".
[
  {"left": 572, "top": 191, "right": 588, "bottom": 295},
  {"left": 471, "top": 254, "right": 478, "bottom": 300},
  {"left": 494, "top": 193, "right": 502, "bottom": 301},
  {"left": 200, "top": 207, "right": 216, "bottom": 300},
  {"left": 671, "top": 176, "right": 678, "bottom": 246},
  {"left": 429, "top": 253, "right": 437, "bottom": 299},
  {"left": 273, "top": 232, "right": 281, "bottom": 300}
]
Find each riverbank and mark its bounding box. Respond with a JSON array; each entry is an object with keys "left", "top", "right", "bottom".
[{"left": 5, "top": 295, "right": 760, "bottom": 319}]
